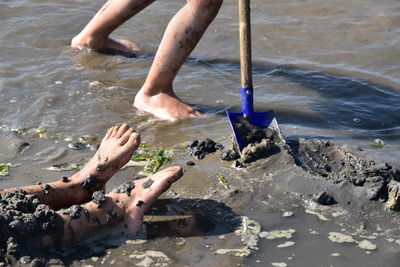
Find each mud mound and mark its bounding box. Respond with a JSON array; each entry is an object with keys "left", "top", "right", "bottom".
[
  {"left": 0, "top": 189, "right": 63, "bottom": 266},
  {"left": 289, "top": 139, "right": 400, "bottom": 201}
]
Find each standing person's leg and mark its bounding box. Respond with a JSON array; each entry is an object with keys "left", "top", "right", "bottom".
[
  {"left": 71, "top": 0, "right": 156, "bottom": 57},
  {"left": 0, "top": 124, "right": 140, "bottom": 210},
  {"left": 41, "top": 166, "right": 183, "bottom": 248},
  {"left": 134, "top": 0, "right": 223, "bottom": 121}
]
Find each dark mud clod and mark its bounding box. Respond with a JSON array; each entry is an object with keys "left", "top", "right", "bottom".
[
  {"left": 186, "top": 161, "right": 196, "bottom": 166},
  {"left": 220, "top": 149, "right": 240, "bottom": 161},
  {"left": 61, "top": 176, "right": 69, "bottom": 183},
  {"left": 315, "top": 192, "right": 337, "bottom": 205},
  {"left": 142, "top": 179, "right": 154, "bottom": 189},
  {"left": 136, "top": 200, "right": 145, "bottom": 207},
  {"left": 233, "top": 115, "right": 283, "bottom": 145},
  {"left": 81, "top": 174, "right": 101, "bottom": 192},
  {"left": 69, "top": 205, "right": 83, "bottom": 219},
  {"left": 0, "top": 189, "right": 63, "bottom": 263},
  {"left": 189, "top": 139, "right": 224, "bottom": 160},
  {"left": 241, "top": 138, "right": 272, "bottom": 164},
  {"left": 92, "top": 190, "right": 106, "bottom": 208},
  {"left": 111, "top": 181, "right": 135, "bottom": 196}
]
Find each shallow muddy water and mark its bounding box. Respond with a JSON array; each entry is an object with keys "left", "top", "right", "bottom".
[{"left": 1, "top": 0, "right": 400, "bottom": 266}]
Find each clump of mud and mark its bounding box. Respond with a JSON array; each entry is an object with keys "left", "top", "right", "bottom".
[
  {"left": 221, "top": 116, "right": 283, "bottom": 165},
  {"left": 289, "top": 139, "right": 400, "bottom": 201},
  {"left": 141, "top": 179, "right": 154, "bottom": 189},
  {"left": 81, "top": 174, "right": 101, "bottom": 193},
  {"left": 232, "top": 116, "right": 282, "bottom": 145},
  {"left": 92, "top": 190, "right": 106, "bottom": 208},
  {"left": 188, "top": 139, "right": 224, "bottom": 159},
  {"left": 111, "top": 181, "right": 135, "bottom": 196},
  {"left": 0, "top": 189, "right": 63, "bottom": 266}
]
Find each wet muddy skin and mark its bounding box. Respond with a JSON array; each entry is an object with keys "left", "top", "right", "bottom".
[
  {"left": 92, "top": 190, "right": 106, "bottom": 208},
  {"left": 111, "top": 181, "right": 135, "bottom": 196},
  {"left": 106, "top": 210, "right": 122, "bottom": 223},
  {"left": 81, "top": 174, "right": 101, "bottom": 193},
  {"left": 69, "top": 205, "right": 82, "bottom": 219},
  {"left": 141, "top": 179, "right": 154, "bottom": 189}
]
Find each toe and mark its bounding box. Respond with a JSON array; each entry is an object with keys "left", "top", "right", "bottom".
[
  {"left": 119, "top": 127, "right": 134, "bottom": 146},
  {"left": 126, "top": 132, "right": 140, "bottom": 149},
  {"left": 116, "top": 123, "right": 129, "bottom": 139},
  {"left": 103, "top": 127, "right": 113, "bottom": 141},
  {"left": 111, "top": 124, "right": 121, "bottom": 138},
  {"left": 148, "top": 166, "right": 183, "bottom": 190}
]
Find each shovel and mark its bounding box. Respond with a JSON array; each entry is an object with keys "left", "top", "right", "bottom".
[{"left": 227, "top": 0, "right": 282, "bottom": 152}]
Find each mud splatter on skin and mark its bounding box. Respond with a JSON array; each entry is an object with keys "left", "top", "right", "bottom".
[
  {"left": 61, "top": 176, "right": 69, "bottom": 183},
  {"left": 92, "top": 191, "right": 106, "bottom": 208},
  {"left": 141, "top": 179, "right": 154, "bottom": 189},
  {"left": 0, "top": 189, "right": 64, "bottom": 265},
  {"left": 69, "top": 205, "right": 82, "bottom": 219},
  {"left": 136, "top": 200, "right": 145, "bottom": 207},
  {"left": 81, "top": 174, "right": 101, "bottom": 192},
  {"left": 111, "top": 181, "right": 135, "bottom": 196},
  {"left": 43, "top": 184, "right": 52, "bottom": 195},
  {"left": 106, "top": 210, "right": 123, "bottom": 223}
]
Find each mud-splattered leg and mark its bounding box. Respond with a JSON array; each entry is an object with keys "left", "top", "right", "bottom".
[
  {"left": 134, "top": 0, "right": 223, "bottom": 121},
  {"left": 0, "top": 124, "right": 140, "bottom": 209},
  {"left": 71, "top": 0, "right": 155, "bottom": 57},
  {"left": 42, "top": 166, "right": 183, "bottom": 247}
]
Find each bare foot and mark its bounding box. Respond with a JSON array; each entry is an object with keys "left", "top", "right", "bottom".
[
  {"left": 133, "top": 90, "right": 202, "bottom": 121},
  {"left": 110, "top": 166, "right": 184, "bottom": 234},
  {"left": 70, "top": 123, "right": 140, "bottom": 191},
  {"left": 71, "top": 35, "right": 139, "bottom": 57},
  {"left": 54, "top": 166, "right": 184, "bottom": 247}
]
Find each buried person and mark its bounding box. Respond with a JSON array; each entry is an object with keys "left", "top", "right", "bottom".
[
  {"left": 0, "top": 124, "right": 183, "bottom": 263},
  {"left": 71, "top": 0, "right": 223, "bottom": 121}
]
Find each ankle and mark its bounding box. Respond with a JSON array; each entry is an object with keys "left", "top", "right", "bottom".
[
  {"left": 138, "top": 82, "right": 173, "bottom": 98},
  {"left": 71, "top": 33, "right": 106, "bottom": 50}
]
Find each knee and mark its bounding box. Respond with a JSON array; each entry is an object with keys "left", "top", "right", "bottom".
[{"left": 189, "top": 0, "right": 223, "bottom": 14}]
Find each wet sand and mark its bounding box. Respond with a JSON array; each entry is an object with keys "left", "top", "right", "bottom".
[
  {"left": 1, "top": 0, "right": 400, "bottom": 265},
  {"left": 1, "top": 128, "right": 400, "bottom": 266}
]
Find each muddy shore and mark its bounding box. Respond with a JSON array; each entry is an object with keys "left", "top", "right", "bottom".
[{"left": 1, "top": 128, "right": 400, "bottom": 266}]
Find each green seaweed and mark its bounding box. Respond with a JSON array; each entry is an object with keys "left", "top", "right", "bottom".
[
  {"left": 216, "top": 173, "right": 229, "bottom": 189},
  {"left": 131, "top": 144, "right": 172, "bottom": 174},
  {"left": 36, "top": 128, "right": 47, "bottom": 134},
  {"left": 0, "top": 163, "right": 20, "bottom": 176},
  {"left": 372, "top": 138, "right": 385, "bottom": 148}
]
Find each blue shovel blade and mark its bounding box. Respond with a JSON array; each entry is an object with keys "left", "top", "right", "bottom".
[{"left": 227, "top": 109, "right": 278, "bottom": 152}]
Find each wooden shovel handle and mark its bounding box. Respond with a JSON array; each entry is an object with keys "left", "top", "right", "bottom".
[{"left": 239, "top": 0, "right": 252, "bottom": 89}]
